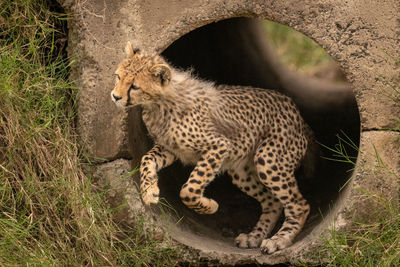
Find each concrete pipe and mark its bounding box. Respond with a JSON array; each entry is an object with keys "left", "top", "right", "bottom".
[{"left": 59, "top": 0, "right": 399, "bottom": 265}]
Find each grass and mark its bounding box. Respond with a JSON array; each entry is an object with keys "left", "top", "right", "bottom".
[
  {"left": 314, "top": 74, "right": 400, "bottom": 266},
  {"left": 263, "top": 20, "right": 335, "bottom": 75},
  {"left": 322, "top": 192, "right": 400, "bottom": 267},
  {"left": 0, "top": 0, "right": 178, "bottom": 266},
  {"left": 316, "top": 133, "right": 399, "bottom": 266}
]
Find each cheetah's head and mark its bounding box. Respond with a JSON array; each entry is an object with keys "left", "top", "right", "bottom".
[{"left": 111, "top": 42, "right": 171, "bottom": 108}]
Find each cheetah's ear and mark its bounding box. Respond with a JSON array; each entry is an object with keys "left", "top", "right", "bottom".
[
  {"left": 150, "top": 64, "right": 171, "bottom": 86},
  {"left": 125, "top": 41, "right": 140, "bottom": 57},
  {"left": 125, "top": 41, "right": 134, "bottom": 57}
]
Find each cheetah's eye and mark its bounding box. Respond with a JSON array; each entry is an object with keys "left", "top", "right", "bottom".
[
  {"left": 114, "top": 74, "right": 120, "bottom": 81},
  {"left": 129, "top": 84, "right": 140, "bottom": 91}
]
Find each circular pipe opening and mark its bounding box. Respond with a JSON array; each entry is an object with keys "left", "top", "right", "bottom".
[{"left": 134, "top": 17, "right": 360, "bottom": 253}]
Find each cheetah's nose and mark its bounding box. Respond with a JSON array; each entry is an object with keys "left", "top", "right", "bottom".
[{"left": 112, "top": 93, "right": 122, "bottom": 102}]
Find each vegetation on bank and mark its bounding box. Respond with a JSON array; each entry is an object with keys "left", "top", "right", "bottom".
[{"left": 0, "top": 0, "right": 177, "bottom": 265}]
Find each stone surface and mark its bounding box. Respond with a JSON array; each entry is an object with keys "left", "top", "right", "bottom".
[
  {"left": 60, "top": 0, "right": 399, "bottom": 160},
  {"left": 94, "top": 158, "right": 143, "bottom": 224},
  {"left": 93, "top": 158, "right": 180, "bottom": 251},
  {"left": 58, "top": 0, "right": 400, "bottom": 265},
  {"left": 336, "top": 131, "right": 400, "bottom": 225}
]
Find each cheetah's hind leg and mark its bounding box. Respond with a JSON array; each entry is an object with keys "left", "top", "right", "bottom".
[
  {"left": 228, "top": 162, "right": 282, "bottom": 249},
  {"left": 254, "top": 138, "right": 310, "bottom": 254}
]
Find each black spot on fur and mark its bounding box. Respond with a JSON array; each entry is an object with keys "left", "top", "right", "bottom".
[{"left": 272, "top": 176, "right": 280, "bottom": 181}]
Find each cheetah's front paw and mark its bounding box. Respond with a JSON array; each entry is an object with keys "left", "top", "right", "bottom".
[
  {"left": 235, "top": 233, "right": 263, "bottom": 248},
  {"left": 260, "top": 236, "right": 292, "bottom": 254},
  {"left": 193, "top": 197, "right": 219, "bottom": 214},
  {"left": 141, "top": 182, "right": 160, "bottom": 205}
]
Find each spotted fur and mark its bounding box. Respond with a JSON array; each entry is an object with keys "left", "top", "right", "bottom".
[{"left": 111, "top": 42, "right": 312, "bottom": 254}]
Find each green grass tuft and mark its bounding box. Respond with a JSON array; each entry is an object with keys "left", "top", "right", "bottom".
[
  {"left": 316, "top": 68, "right": 400, "bottom": 266},
  {"left": 0, "top": 0, "right": 178, "bottom": 266},
  {"left": 322, "top": 193, "right": 400, "bottom": 267}
]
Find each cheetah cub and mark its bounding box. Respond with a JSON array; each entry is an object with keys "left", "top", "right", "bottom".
[{"left": 111, "top": 42, "right": 312, "bottom": 254}]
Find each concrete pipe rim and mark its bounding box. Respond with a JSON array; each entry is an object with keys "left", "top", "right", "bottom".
[{"left": 63, "top": 1, "right": 398, "bottom": 264}]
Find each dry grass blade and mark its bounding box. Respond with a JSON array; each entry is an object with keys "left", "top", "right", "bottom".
[{"left": 0, "top": 0, "right": 178, "bottom": 266}]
